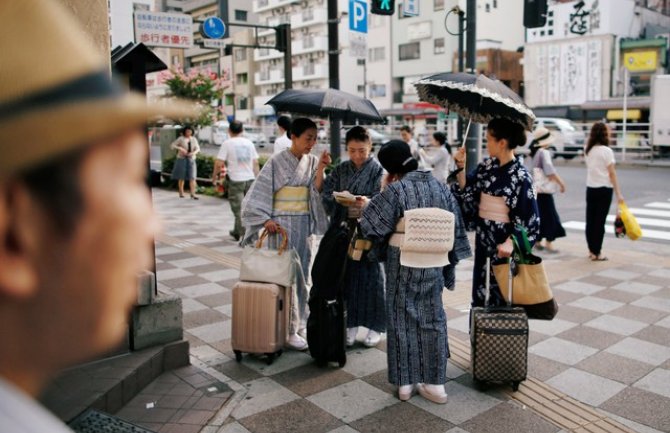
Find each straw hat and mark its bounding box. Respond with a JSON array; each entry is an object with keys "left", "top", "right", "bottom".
[
  {"left": 0, "top": 0, "right": 197, "bottom": 176},
  {"left": 530, "top": 127, "right": 555, "bottom": 148}
]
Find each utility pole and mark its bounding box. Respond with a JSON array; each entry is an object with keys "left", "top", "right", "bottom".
[
  {"left": 328, "top": 0, "right": 341, "bottom": 160},
  {"left": 465, "top": 0, "right": 478, "bottom": 171}
]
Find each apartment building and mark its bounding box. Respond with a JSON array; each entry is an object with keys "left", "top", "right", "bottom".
[{"left": 251, "top": 0, "right": 393, "bottom": 125}]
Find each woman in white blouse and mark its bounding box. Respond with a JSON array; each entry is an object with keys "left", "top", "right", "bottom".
[
  {"left": 419, "top": 131, "right": 453, "bottom": 183},
  {"left": 584, "top": 122, "right": 624, "bottom": 261}
]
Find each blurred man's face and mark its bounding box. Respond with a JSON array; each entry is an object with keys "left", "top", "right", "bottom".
[{"left": 34, "top": 130, "right": 159, "bottom": 364}]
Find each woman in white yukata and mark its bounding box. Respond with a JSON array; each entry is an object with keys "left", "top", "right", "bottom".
[{"left": 241, "top": 118, "right": 330, "bottom": 350}]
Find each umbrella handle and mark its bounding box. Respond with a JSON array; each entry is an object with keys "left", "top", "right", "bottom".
[{"left": 461, "top": 118, "right": 472, "bottom": 148}]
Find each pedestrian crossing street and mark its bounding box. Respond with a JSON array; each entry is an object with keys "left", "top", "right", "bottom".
[{"left": 563, "top": 199, "right": 670, "bottom": 241}]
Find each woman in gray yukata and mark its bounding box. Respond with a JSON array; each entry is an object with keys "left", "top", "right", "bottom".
[
  {"left": 359, "top": 140, "right": 471, "bottom": 404},
  {"left": 241, "top": 118, "right": 330, "bottom": 351}
]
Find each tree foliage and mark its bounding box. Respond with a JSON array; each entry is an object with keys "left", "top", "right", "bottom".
[{"left": 161, "top": 68, "right": 229, "bottom": 127}]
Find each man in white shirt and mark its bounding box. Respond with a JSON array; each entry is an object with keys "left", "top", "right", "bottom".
[
  {"left": 273, "top": 116, "right": 292, "bottom": 155},
  {"left": 0, "top": 1, "right": 195, "bottom": 431},
  {"left": 214, "top": 121, "right": 260, "bottom": 241}
]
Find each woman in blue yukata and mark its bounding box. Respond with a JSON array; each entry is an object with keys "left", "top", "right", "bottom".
[
  {"left": 241, "top": 118, "right": 330, "bottom": 351},
  {"left": 452, "top": 118, "right": 540, "bottom": 308},
  {"left": 321, "top": 126, "right": 385, "bottom": 348},
  {"left": 359, "top": 140, "right": 471, "bottom": 404}
]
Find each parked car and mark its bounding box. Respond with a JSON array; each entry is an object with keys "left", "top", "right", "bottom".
[
  {"left": 528, "top": 117, "right": 586, "bottom": 159},
  {"left": 244, "top": 126, "right": 269, "bottom": 148},
  {"left": 212, "top": 121, "right": 230, "bottom": 146}
]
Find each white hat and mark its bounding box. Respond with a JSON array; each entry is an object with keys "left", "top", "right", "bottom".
[{"left": 531, "top": 127, "right": 555, "bottom": 148}]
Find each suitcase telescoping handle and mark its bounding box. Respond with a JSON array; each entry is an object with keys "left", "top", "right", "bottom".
[{"left": 485, "top": 256, "right": 513, "bottom": 308}]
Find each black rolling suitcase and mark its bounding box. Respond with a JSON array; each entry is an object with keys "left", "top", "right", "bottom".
[
  {"left": 470, "top": 257, "right": 529, "bottom": 391},
  {"left": 306, "top": 221, "right": 352, "bottom": 367}
]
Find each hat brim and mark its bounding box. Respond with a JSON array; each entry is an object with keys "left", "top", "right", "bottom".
[
  {"left": 1, "top": 93, "right": 197, "bottom": 175},
  {"left": 536, "top": 135, "right": 555, "bottom": 147}
]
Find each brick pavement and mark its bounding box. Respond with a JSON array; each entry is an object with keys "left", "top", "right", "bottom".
[{"left": 113, "top": 188, "right": 670, "bottom": 433}]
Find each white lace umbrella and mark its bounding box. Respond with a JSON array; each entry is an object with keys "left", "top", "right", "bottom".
[{"left": 414, "top": 72, "right": 535, "bottom": 143}]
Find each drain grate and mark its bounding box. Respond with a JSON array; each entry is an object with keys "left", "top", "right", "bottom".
[{"left": 68, "top": 409, "right": 156, "bottom": 433}]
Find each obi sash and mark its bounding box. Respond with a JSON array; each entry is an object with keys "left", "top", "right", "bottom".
[
  {"left": 273, "top": 186, "right": 309, "bottom": 212},
  {"left": 478, "top": 192, "right": 510, "bottom": 223},
  {"left": 388, "top": 208, "right": 455, "bottom": 268}
]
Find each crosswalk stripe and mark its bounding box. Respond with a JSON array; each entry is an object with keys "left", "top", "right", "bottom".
[
  {"left": 644, "top": 202, "right": 670, "bottom": 210},
  {"left": 626, "top": 207, "right": 670, "bottom": 218},
  {"left": 606, "top": 215, "right": 670, "bottom": 229},
  {"left": 563, "top": 221, "right": 670, "bottom": 241}
]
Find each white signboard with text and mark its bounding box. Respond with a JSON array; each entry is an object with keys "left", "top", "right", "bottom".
[
  {"left": 134, "top": 11, "right": 193, "bottom": 49},
  {"left": 525, "top": 35, "right": 609, "bottom": 107}
]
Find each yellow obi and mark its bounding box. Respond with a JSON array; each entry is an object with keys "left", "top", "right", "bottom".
[{"left": 273, "top": 186, "right": 309, "bottom": 212}]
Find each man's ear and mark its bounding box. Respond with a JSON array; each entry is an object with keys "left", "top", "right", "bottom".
[{"left": 0, "top": 183, "right": 40, "bottom": 298}]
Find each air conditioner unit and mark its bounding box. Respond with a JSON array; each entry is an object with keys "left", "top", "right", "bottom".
[
  {"left": 301, "top": 27, "right": 309, "bottom": 34},
  {"left": 302, "top": 80, "right": 310, "bottom": 86}
]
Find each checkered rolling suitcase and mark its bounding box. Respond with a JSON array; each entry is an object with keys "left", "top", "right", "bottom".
[{"left": 470, "top": 257, "right": 529, "bottom": 391}]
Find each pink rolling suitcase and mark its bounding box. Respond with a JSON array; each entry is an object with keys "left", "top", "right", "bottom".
[{"left": 231, "top": 281, "right": 290, "bottom": 365}]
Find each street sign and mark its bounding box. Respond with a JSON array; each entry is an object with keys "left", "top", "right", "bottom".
[
  {"left": 134, "top": 11, "right": 193, "bottom": 49},
  {"left": 349, "top": 0, "right": 368, "bottom": 33},
  {"left": 402, "top": 0, "right": 419, "bottom": 16},
  {"left": 202, "top": 39, "right": 226, "bottom": 49},
  {"left": 349, "top": 32, "right": 367, "bottom": 59},
  {"left": 201, "top": 16, "right": 226, "bottom": 39}
]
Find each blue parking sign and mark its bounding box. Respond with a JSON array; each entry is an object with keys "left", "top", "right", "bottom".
[{"left": 349, "top": 0, "right": 367, "bottom": 33}]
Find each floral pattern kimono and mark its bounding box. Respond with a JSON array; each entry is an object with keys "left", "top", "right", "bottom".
[{"left": 451, "top": 157, "right": 540, "bottom": 307}]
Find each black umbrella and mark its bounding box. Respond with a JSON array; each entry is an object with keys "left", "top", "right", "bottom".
[
  {"left": 414, "top": 72, "right": 535, "bottom": 132},
  {"left": 266, "top": 88, "right": 384, "bottom": 124}
]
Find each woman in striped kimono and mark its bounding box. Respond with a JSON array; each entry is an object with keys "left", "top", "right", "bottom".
[
  {"left": 322, "top": 126, "right": 385, "bottom": 348},
  {"left": 359, "top": 140, "right": 471, "bottom": 404},
  {"left": 241, "top": 118, "right": 330, "bottom": 351}
]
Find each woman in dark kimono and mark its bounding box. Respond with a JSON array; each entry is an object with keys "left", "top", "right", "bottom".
[
  {"left": 322, "top": 126, "right": 385, "bottom": 348},
  {"left": 360, "top": 141, "right": 471, "bottom": 404},
  {"left": 452, "top": 118, "right": 540, "bottom": 307}
]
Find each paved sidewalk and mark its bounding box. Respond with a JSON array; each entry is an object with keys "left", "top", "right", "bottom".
[{"left": 113, "top": 188, "right": 670, "bottom": 433}]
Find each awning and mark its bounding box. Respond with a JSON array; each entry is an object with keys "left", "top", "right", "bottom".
[
  {"left": 606, "top": 109, "right": 642, "bottom": 120},
  {"left": 380, "top": 107, "right": 436, "bottom": 117},
  {"left": 580, "top": 97, "right": 651, "bottom": 110}
]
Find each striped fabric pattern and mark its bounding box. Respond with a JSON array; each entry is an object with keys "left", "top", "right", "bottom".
[{"left": 361, "top": 170, "right": 472, "bottom": 386}]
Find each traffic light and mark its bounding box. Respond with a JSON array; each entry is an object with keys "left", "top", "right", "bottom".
[
  {"left": 371, "top": 0, "right": 394, "bottom": 16},
  {"left": 275, "top": 23, "right": 290, "bottom": 52},
  {"left": 524, "top": 0, "right": 548, "bottom": 28}
]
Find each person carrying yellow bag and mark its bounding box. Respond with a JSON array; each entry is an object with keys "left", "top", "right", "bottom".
[{"left": 618, "top": 202, "right": 643, "bottom": 240}]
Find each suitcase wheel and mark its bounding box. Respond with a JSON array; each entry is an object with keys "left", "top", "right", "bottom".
[
  {"left": 315, "top": 359, "right": 327, "bottom": 368},
  {"left": 265, "top": 352, "right": 278, "bottom": 365},
  {"left": 512, "top": 381, "right": 520, "bottom": 392},
  {"left": 338, "top": 356, "right": 346, "bottom": 368},
  {"left": 473, "top": 378, "right": 486, "bottom": 391},
  {"left": 234, "top": 350, "right": 242, "bottom": 363}
]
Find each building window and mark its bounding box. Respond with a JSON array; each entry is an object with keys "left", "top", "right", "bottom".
[
  {"left": 237, "top": 97, "right": 248, "bottom": 110},
  {"left": 236, "top": 73, "right": 248, "bottom": 85},
  {"left": 368, "top": 46, "right": 385, "bottom": 62},
  {"left": 399, "top": 42, "right": 420, "bottom": 61},
  {"left": 493, "top": 0, "right": 497, "bottom": 7},
  {"left": 235, "top": 10, "right": 248, "bottom": 21},
  {"left": 434, "top": 0, "right": 444, "bottom": 10},
  {"left": 225, "top": 95, "right": 234, "bottom": 105},
  {"left": 434, "top": 38, "right": 445, "bottom": 54},
  {"left": 357, "top": 85, "right": 365, "bottom": 93},
  {"left": 133, "top": 3, "right": 149, "bottom": 11},
  {"left": 485, "top": 3, "right": 490, "bottom": 12},
  {"left": 235, "top": 48, "right": 247, "bottom": 61},
  {"left": 302, "top": 9, "right": 314, "bottom": 21},
  {"left": 258, "top": 0, "right": 269, "bottom": 7},
  {"left": 370, "top": 84, "right": 386, "bottom": 97}
]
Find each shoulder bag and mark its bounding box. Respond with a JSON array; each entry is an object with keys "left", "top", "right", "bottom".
[{"left": 239, "top": 226, "right": 296, "bottom": 287}]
